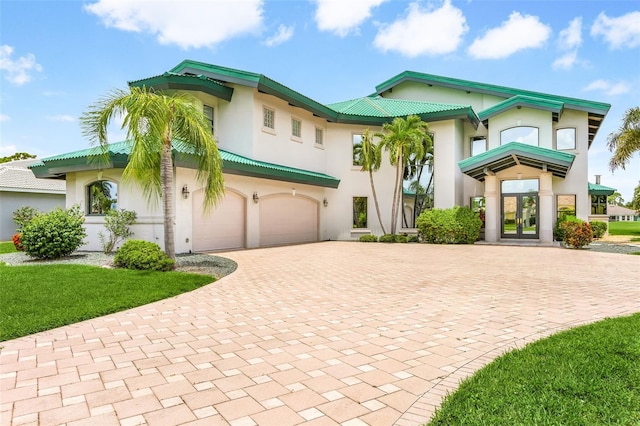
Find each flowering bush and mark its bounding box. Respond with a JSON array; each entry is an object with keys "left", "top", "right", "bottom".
[
  {"left": 12, "top": 233, "right": 25, "bottom": 251},
  {"left": 562, "top": 221, "right": 593, "bottom": 249}
]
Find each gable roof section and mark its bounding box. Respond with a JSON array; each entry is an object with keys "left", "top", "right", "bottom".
[
  {"left": 458, "top": 142, "right": 575, "bottom": 181},
  {"left": 588, "top": 182, "right": 616, "bottom": 196},
  {"left": 375, "top": 70, "right": 610, "bottom": 146},
  {"left": 477, "top": 95, "right": 565, "bottom": 124},
  {"left": 0, "top": 164, "right": 66, "bottom": 193},
  {"left": 30, "top": 141, "right": 340, "bottom": 189}
]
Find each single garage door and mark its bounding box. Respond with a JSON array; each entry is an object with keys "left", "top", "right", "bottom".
[
  {"left": 260, "top": 195, "right": 318, "bottom": 246},
  {"left": 192, "top": 189, "right": 245, "bottom": 252}
]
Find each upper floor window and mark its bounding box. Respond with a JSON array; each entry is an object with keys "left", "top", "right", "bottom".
[
  {"left": 315, "top": 127, "right": 324, "bottom": 146},
  {"left": 292, "top": 118, "right": 302, "bottom": 138},
  {"left": 203, "top": 105, "right": 214, "bottom": 135},
  {"left": 87, "top": 180, "right": 117, "bottom": 215},
  {"left": 263, "top": 106, "right": 275, "bottom": 129},
  {"left": 352, "top": 134, "right": 362, "bottom": 165},
  {"left": 501, "top": 126, "right": 538, "bottom": 146},
  {"left": 470, "top": 136, "right": 487, "bottom": 156},
  {"left": 556, "top": 128, "right": 576, "bottom": 150}
]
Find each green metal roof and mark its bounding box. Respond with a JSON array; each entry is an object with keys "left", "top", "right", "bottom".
[
  {"left": 30, "top": 141, "right": 340, "bottom": 189},
  {"left": 588, "top": 182, "right": 616, "bottom": 196},
  {"left": 477, "top": 95, "right": 565, "bottom": 123},
  {"left": 129, "top": 72, "right": 234, "bottom": 101},
  {"left": 458, "top": 142, "right": 575, "bottom": 181},
  {"left": 328, "top": 96, "right": 480, "bottom": 127}
]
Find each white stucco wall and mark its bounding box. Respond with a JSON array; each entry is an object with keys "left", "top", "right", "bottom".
[{"left": 0, "top": 191, "right": 65, "bottom": 240}]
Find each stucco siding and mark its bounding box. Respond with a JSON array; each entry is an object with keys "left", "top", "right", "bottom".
[{"left": 0, "top": 192, "right": 65, "bottom": 240}]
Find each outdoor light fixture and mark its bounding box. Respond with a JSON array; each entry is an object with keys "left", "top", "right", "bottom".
[
  {"left": 292, "top": 188, "right": 296, "bottom": 197},
  {"left": 182, "top": 184, "right": 190, "bottom": 199},
  {"left": 253, "top": 192, "right": 259, "bottom": 203},
  {"left": 323, "top": 197, "right": 328, "bottom": 207}
]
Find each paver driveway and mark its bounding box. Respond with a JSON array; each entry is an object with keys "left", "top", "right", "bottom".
[{"left": 1, "top": 242, "right": 639, "bottom": 425}]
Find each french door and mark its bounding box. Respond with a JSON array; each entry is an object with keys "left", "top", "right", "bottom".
[{"left": 501, "top": 194, "right": 538, "bottom": 239}]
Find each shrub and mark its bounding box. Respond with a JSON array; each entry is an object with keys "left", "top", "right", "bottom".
[
  {"left": 407, "top": 234, "right": 419, "bottom": 243},
  {"left": 359, "top": 234, "right": 378, "bottom": 242},
  {"left": 590, "top": 221, "right": 608, "bottom": 239},
  {"left": 554, "top": 215, "right": 582, "bottom": 241},
  {"left": 21, "top": 205, "right": 86, "bottom": 259},
  {"left": 562, "top": 221, "right": 593, "bottom": 249},
  {"left": 12, "top": 233, "right": 25, "bottom": 251},
  {"left": 416, "top": 206, "right": 482, "bottom": 244},
  {"left": 379, "top": 234, "right": 396, "bottom": 243},
  {"left": 394, "top": 234, "right": 408, "bottom": 243},
  {"left": 99, "top": 209, "right": 137, "bottom": 253},
  {"left": 13, "top": 206, "right": 40, "bottom": 232},
  {"left": 114, "top": 240, "right": 175, "bottom": 271}
]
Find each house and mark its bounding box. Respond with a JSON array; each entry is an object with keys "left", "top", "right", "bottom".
[
  {"left": 30, "top": 60, "right": 610, "bottom": 252},
  {"left": 608, "top": 205, "right": 640, "bottom": 222},
  {"left": 0, "top": 160, "right": 66, "bottom": 240}
]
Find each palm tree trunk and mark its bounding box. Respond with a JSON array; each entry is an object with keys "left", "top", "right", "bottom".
[
  {"left": 369, "top": 169, "right": 387, "bottom": 234},
  {"left": 390, "top": 151, "right": 403, "bottom": 234},
  {"left": 161, "top": 138, "right": 176, "bottom": 261},
  {"left": 412, "top": 165, "right": 424, "bottom": 226}
]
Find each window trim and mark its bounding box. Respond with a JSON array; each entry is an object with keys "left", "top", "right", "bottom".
[
  {"left": 470, "top": 136, "right": 487, "bottom": 157},
  {"left": 291, "top": 117, "right": 302, "bottom": 142},
  {"left": 352, "top": 133, "right": 363, "bottom": 167},
  {"left": 352, "top": 196, "right": 368, "bottom": 229},
  {"left": 555, "top": 127, "right": 576, "bottom": 151},
  {"left": 315, "top": 126, "right": 324, "bottom": 149},
  {"left": 262, "top": 105, "right": 276, "bottom": 135},
  {"left": 203, "top": 104, "right": 215, "bottom": 136},
  {"left": 500, "top": 126, "right": 539, "bottom": 147},
  {"left": 86, "top": 180, "right": 118, "bottom": 216}
]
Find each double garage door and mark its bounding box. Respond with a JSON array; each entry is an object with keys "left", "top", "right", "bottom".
[{"left": 192, "top": 191, "right": 318, "bottom": 252}]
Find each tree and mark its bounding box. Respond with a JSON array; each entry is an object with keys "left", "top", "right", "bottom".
[
  {"left": 631, "top": 182, "right": 640, "bottom": 212},
  {"left": 0, "top": 152, "right": 36, "bottom": 163},
  {"left": 377, "top": 115, "right": 430, "bottom": 234},
  {"left": 354, "top": 129, "right": 386, "bottom": 234},
  {"left": 607, "top": 106, "right": 640, "bottom": 171},
  {"left": 81, "top": 86, "right": 224, "bottom": 260},
  {"left": 607, "top": 191, "right": 625, "bottom": 206}
]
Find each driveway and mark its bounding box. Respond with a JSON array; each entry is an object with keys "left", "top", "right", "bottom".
[{"left": 1, "top": 242, "right": 638, "bottom": 425}]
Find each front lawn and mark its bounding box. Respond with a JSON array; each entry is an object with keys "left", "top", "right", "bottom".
[
  {"left": 608, "top": 221, "right": 640, "bottom": 236},
  {"left": 0, "top": 241, "right": 17, "bottom": 254},
  {"left": 428, "top": 314, "right": 640, "bottom": 425},
  {"left": 0, "top": 264, "right": 214, "bottom": 341}
]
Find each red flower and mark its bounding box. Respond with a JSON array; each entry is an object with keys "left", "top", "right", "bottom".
[{"left": 12, "top": 233, "right": 25, "bottom": 251}]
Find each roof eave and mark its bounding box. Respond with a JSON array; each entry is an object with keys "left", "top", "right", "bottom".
[{"left": 128, "top": 73, "right": 234, "bottom": 102}]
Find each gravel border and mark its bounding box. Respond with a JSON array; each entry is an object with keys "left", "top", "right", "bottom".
[{"left": 0, "top": 251, "right": 237, "bottom": 279}]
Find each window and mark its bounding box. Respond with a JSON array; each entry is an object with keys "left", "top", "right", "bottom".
[
  {"left": 501, "top": 179, "right": 538, "bottom": 193},
  {"left": 471, "top": 136, "right": 487, "bottom": 156},
  {"left": 501, "top": 126, "right": 538, "bottom": 146},
  {"left": 352, "top": 134, "right": 362, "bottom": 165},
  {"left": 353, "top": 197, "right": 367, "bottom": 228},
  {"left": 315, "top": 127, "right": 323, "bottom": 146},
  {"left": 203, "top": 105, "right": 214, "bottom": 135},
  {"left": 87, "top": 180, "right": 117, "bottom": 215},
  {"left": 556, "top": 128, "right": 576, "bottom": 150},
  {"left": 557, "top": 194, "right": 576, "bottom": 218},
  {"left": 591, "top": 195, "right": 608, "bottom": 215},
  {"left": 263, "top": 106, "right": 275, "bottom": 129},
  {"left": 471, "top": 196, "right": 486, "bottom": 227},
  {"left": 292, "top": 118, "right": 301, "bottom": 138}
]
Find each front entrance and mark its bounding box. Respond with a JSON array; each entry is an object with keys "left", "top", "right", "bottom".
[{"left": 501, "top": 178, "right": 539, "bottom": 239}]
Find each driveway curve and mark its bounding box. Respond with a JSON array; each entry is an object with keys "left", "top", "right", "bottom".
[{"left": 1, "top": 242, "right": 638, "bottom": 425}]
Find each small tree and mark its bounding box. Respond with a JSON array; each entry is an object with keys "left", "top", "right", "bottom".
[{"left": 99, "top": 209, "right": 137, "bottom": 253}]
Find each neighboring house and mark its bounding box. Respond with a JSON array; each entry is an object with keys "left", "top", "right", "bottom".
[
  {"left": 0, "top": 160, "right": 66, "bottom": 240},
  {"left": 608, "top": 204, "right": 640, "bottom": 222},
  {"left": 31, "top": 60, "right": 610, "bottom": 252}
]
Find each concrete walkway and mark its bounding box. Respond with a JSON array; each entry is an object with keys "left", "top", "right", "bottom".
[{"left": 1, "top": 242, "right": 638, "bottom": 425}]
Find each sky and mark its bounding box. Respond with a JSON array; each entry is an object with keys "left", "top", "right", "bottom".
[{"left": 1, "top": 0, "right": 639, "bottom": 200}]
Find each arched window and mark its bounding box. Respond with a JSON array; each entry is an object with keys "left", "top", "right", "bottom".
[
  {"left": 501, "top": 126, "right": 538, "bottom": 146},
  {"left": 87, "top": 180, "right": 118, "bottom": 215}
]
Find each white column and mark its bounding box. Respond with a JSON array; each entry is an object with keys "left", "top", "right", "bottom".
[
  {"left": 484, "top": 175, "right": 498, "bottom": 242},
  {"left": 538, "top": 172, "right": 554, "bottom": 244}
]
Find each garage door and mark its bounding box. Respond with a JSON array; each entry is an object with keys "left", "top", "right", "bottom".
[
  {"left": 260, "top": 195, "right": 318, "bottom": 246},
  {"left": 192, "top": 189, "right": 245, "bottom": 252}
]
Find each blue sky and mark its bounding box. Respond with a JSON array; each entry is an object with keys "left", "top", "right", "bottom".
[{"left": 1, "top": 0, "right": 639, "bottom": 199}]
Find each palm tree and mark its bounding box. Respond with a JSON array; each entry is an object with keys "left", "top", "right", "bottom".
[
  {"left": 377, "top": 115, "right": 430, "bottom": 234},
  {"left": 354, "top": 129, "right": 387, "bottom": 234},
  {"left": 81, "top": 86, "right": 224, "bottom": 260},
  {"left": 608, "top": 106, "right": 640, "bottom": 171}
]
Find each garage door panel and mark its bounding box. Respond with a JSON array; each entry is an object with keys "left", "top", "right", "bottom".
[
  {"left": 260, "top": 196, "right": 318, "bottom": 246},
  {"left": 193, "top": 190, "right": 245, "bottom": 252}
]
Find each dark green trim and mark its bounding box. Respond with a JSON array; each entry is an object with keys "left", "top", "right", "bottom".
[
  {"left": 129, "top": 72, "right": 234, "bottom": 101},
  {"left": 588, "top": 182, "right": 616, "bottom": 196},
  {"left": 478, "top": 95, "right": 565, "bottom": 123}
]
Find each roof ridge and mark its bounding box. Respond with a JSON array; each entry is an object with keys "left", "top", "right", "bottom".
[{"left": 363, "top": 97, "right": 391, "bottom": 117}]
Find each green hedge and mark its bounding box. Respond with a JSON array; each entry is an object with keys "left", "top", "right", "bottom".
[
  {"left": 21, "top": 205, "right": 86, "bottom": 259},
  {"left": 416, "top": 206, "right": 481, "bottom": 244},
  {"left": 359, "top": 234, "right": 378, "bottom": 242},
  {"left": 589, "top": 221, "right": 607, "bottom": 239},
  {"left": 114, "top": 240, "right": 175, "bottom": 271}
]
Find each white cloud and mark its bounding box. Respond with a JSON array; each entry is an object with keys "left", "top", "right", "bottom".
[
  {"left": 591, "top": 11, "right": 640, "bottom": 49},
  {"left": 263, "top": 25, "right": 294, "bottom": 47},
  {"left": 84, "top": 0, "right": 264, "bottom": 49},
  {"left": 0, "top": 45, "right": 43, "bottom": 85},
  {"left": 468, "top": 12, "right": 551, "bottom": 59},
  {"left": 46, "top": 115, "right": 75, "bottom": 122},
  {"left": 0, "top": 114, "right": 9, "bottom": 122},
  {"left": 558, "top": 17, "right": 582, "bottom": 50},
  {"left": 583, "top": 79, "right": 631, "bottom": 96},
  {"left": 373, "top": 0, "right": 468, "bottom": 57},
  {"left": 315, "top": 0, "right": 386, "bottom": 37},
  {"left": 552, "top": 51, "right": 578, "bottom": 70}
]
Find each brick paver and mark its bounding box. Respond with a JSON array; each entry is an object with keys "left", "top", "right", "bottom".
[{"left": 1, "top": 242, "right": 638, "bottom": 425}]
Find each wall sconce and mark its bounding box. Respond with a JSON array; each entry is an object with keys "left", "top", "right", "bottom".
[
  {"left": 323, "top": 197, "right": 328, "bottom": 207},
  {"left": 253, "top": 192, "right": 259, "bottom": 203},
  {"left": 182, "top": 184, "right": 190, "bottom": 199},
  {"left": 291, "top": 188, "right": 296, "bottom": 197},
  {"left": 516, "top": 173, "right": 522, "bottom": 180}
]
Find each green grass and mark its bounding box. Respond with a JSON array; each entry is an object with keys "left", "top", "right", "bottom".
[
  {"left": 0, "top": 241, "right": 18, "bottom": 254},
  {"left": 608, "top": 221, "right": 640, "bottom": 236},
  {"left": 0, "top": 264, "right": 214, "bottom": 341},
  {"left": 428, "top": 314, "right": 640, "bottom": 425}
]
